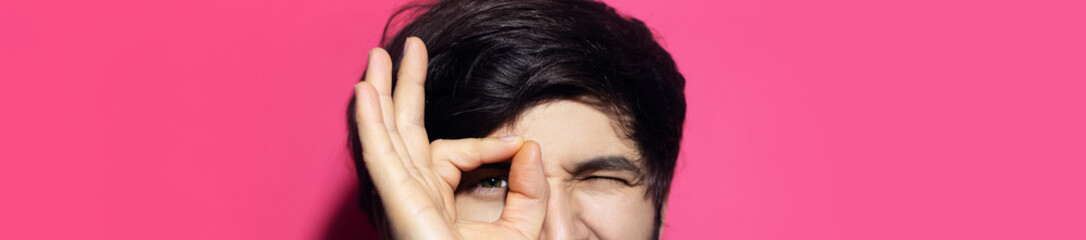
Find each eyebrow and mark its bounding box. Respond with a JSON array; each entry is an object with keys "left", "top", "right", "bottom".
[{"left": 569, "top": 155, "right": 643, "bottom": 178}]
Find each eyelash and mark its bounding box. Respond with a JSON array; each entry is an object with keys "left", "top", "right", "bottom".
[
  {"left": 464, "top": 177, "right": 508, "bottom": 196},
  {"left": 582, "top": 176, "right": 630, "bottom": 185},
  {"left": 476, "top": 177, "right": 508, "bottom": 188}
]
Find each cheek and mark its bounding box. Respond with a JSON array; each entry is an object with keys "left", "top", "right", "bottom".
[
  {"left": 573, "top": 186, "right": 656, "bottom": 239},
  {"left": 455, "top": 194, "right": 505, "bottom": 222}
]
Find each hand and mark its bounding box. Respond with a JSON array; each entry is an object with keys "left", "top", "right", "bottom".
[{"left": 353, "top": 37, "right": 549, "bottom": 239}]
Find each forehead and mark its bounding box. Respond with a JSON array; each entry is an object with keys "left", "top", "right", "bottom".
[{"left": 489, "top": 100, "right": 641, "bottom": 172}]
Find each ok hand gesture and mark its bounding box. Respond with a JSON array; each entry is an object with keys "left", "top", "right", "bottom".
[{"left": 353, "top": 37, "right": 549, "bottom": 239}]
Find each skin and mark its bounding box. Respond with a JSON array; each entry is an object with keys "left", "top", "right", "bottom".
[
  {"left": 458, "top": 100, "right": 657, "bottom": 239},
  {"left": 354, "top": 37, "right": 655, "bottom": 240}
]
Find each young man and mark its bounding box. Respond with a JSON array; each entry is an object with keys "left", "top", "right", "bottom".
[{"left": 347, "top": 0, "right": 686, "bottom": 238}]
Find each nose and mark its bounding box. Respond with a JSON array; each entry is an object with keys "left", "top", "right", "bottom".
[{"left": 539, "top": 179, "right": 590, "bottom": 240}]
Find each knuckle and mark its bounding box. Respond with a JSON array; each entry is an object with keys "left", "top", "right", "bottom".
[
  {"left": 398, "top": 70, "right": 418, "bottom": 80},
  {"left": 361, "top": 147, "right": 395, "bottom": 161},
  {"left": 474, "top": 138, "right": 493, "bottom": 153},
  {"left": 430, "top": 138, "right": 449, "bottom": 146},
  {"left": 396, "top": 116, "right": 424, "bottom": 128},
  {"left": 429, "top": 139, "right": 452, "bottom": 159}
]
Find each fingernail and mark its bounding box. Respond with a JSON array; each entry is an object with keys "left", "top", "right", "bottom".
[
  {"left": 500, "top": 135, "right": 522, "bottom": 142},
  {"left": 402, "top": 37, "right": 412, "bottom": 56},
  {"left": 367, "top": 49, "right": 376, "bottom": 68}
]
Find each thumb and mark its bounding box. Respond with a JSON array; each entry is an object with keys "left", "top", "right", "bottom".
[{"left": 496, "top": 141, "right": 548, "bottom": 239}]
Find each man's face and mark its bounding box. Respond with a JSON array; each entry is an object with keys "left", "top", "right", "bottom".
[{"left": 453, "top": 100, "right": 656, "bottom": 239}]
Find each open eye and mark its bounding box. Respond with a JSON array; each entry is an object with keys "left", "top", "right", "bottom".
[
  {"left": 478, "top": 177, "right": 508, "bottom": 188},
  {"left": 455, "top": 165, "right": 510, "bottom": 199},
  {"left": 461, "top": 176, "right": 508, "bottom": 199}
]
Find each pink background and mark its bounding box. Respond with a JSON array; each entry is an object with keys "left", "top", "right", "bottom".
[{"left": 2, "top": 0, "right": 1084, "bottom": 239}]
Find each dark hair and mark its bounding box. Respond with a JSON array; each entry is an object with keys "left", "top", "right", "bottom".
[{"left": 346, "top": 0, "right": 686, "bottom": 237}]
